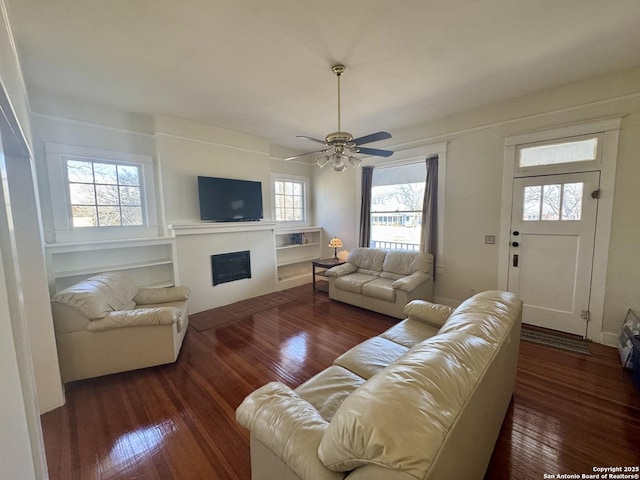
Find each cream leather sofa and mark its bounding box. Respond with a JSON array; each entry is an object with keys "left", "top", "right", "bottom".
[
  {"left": 237, "top": 290, "right": 523, "bottom": 480},
  {"left": 326, "top": 248, "right": 433, "bottom": 318},
  {"left": 51, "top": 272, "right": 190, "bottom": 383}
]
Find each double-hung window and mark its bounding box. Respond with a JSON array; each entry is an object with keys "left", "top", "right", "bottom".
[{"left": 370, "top": 162, "right": 425, "bottom": 251}]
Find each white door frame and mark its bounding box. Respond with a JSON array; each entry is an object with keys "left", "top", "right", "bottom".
[{"left": 498, "top": 117, "right": 621, "bottom": 344}]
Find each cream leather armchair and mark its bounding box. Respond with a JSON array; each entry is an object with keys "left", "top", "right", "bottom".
[{"left": 51, "top": 272, "right": 190, "bottom": 383}]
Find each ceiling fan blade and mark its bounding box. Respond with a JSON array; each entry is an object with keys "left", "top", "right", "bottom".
[
  {"left": 297, "top": 135, "right": 328, "bottom": 146},
  {"left": 284, "top": 149, "right": 329, "bottom": 161},
  {"left": 352, "top": 131, "right": 392, "bottom": 145},
  {"left": 354, "top": 147, "right": 394, "bottom": 158}
]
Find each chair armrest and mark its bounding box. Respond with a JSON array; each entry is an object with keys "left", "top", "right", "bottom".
[
  {"left": 403, "top": 300, "right": 454, "bottom": 328},
  {"left": 134, "top": 286, "right": 191, "bottom": 305},
  {"left": 391, "top": 271, "right": 430, "bottom": 293},
  {"left": 236, "top": 382, "right": 341, "bottom": 480},
  {"left": 325, "top": 263, "right": 357, "bottom": 277},
  {"left": 86, "top": 307, "right": 180, "bottom": 332}
]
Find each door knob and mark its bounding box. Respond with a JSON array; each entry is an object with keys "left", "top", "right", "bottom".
[{"left": 511, "top": 241, "right": 519, "bottom": 247}]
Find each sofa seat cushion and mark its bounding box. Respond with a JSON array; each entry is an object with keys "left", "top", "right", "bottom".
[
  {"left": 333, "top": 273, "right": 378, "bottom": 294},
  {"left": 318, "top": 330, "right": 496, "bottom": 478},
  {"left": 295, "top": 366, "right": 366, "bottom": 422},
  {"left": 361, "top": 277, "right": 396, "bottom": 302},
  {"left": 380, "top": 318, "right": 440, "bottom": 348},
  {"left": 333, "top": 336, "right": 408, "bottom": 379}
]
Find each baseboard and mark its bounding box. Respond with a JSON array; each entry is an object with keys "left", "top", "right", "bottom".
[{"left": 600, "top": 331, "right": 619, "bottom": 348}]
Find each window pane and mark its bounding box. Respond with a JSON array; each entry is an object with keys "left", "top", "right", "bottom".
[
  {"left": 71, "top": 206, "right": 97, "bottom": 227},
  {"left": 523, "top": 186, "right": 541, "bottom": 221},
  {"left": 285, "top": 182, "right": 293, "bottom": 195},
  {"left": 117, "top": 165, "right": 139, "bottom": 186},
  {"left": 561, "top": 183, "right": 583, "bottom": 220},
  {"left": 69, "top": 183, "right": 95, "bottom": 204},
  {"left": 519, "top": 138, "right": 597, "bottom": 168},
  {"left": 96, "top": 185, "right": 120, "bottom": 205},
  {"left": 275, "top": 181, "right": 284, "bottom": 194},
  {"left": 121, "top": 206, "right": 143, "bottom": 225},
  {"left": 67, "top": 160, "right": 93, "bottom": 183},
  {"left": 120, "top": 186, "right": 141, "bottom": 205},
  {"left": 293, "top": 183, "right": 302, "bottom": 195},
  {"left": 94, "top": 163, "right": 118, "bottom": 184},
  {"left": 274, "top": 180, "right": 305, "bottom": 222},
  {"left": 541, "top": 184, "right": 561, "bottom": 220},
  {"left": 369, "top": 163, "right": 425, "bottom": 250},
  {"left": 97, "top": 206, "right": 121, "bottom": 226}
]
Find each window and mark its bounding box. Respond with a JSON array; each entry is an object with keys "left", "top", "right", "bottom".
[
  {"left": 370, "top": 162, "right": 425, "bottom": 251},
  {"left": 65, "top": 157, "right": 144, "bottom": 227},
  {"left": 272, "top": 174, "right": 308, "bottom": 224},
  {"left": 46, "top": 143, "right": 158, "bottom": 243},
  {"left": 523, "top": 182, "right": 583, "bottom": 221}
]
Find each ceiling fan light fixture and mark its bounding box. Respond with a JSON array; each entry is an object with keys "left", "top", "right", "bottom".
[
  {"left": 348, "top": 156, "right": 361, "bottom": 168},
  {"left": 317, "top": 155, "right": 330, "bottom": 168}
]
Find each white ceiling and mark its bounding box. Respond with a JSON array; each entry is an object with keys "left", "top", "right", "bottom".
[{"left": 7, "top": 0, "right": 640, "bottom": 154}]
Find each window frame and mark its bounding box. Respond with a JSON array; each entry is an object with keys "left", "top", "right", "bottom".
[
  {"left": 361, "top": 142, "right": 447, "bottom": 270},
  {"left": 270, "top": 173, "right": 309, "bottom": 227},
  {"left": 45, "top": 143, "right": 158, "bottom": 242}
]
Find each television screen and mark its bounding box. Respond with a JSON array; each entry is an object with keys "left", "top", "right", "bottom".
[{"left": 197, "top": 176, "right": 263, "bottom": 222}]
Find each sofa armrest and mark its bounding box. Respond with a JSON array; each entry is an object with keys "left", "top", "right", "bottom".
[
  {"left": 403, "top": 300, "right": 454, "bottom": 328},
  {"left": 86, "top": 307, "right": 180, "bottom": 332},
  {"left": 325, "top": 263, "right": 357, "bottom": 277},
  {"left": 391, "top": 271, "right": 430, "bottom": 293},
  {"left": 237, "top": 382, "right": 342, "bottom": 480},
  {"left": 134, "top": 286, "right": 191, "bottom": 305}
]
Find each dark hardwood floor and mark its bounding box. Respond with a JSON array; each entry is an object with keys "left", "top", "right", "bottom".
[{"left": 41, "top": 285, "right": 640, "bottom": 479}]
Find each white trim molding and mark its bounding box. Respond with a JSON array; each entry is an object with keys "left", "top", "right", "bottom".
[{"left": 498, "top": 117, "right": 622, "bottom": 344}]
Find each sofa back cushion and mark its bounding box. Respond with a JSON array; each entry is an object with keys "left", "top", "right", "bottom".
[
  {"left": 347, "top": 248, "right": 386, "bottom": 272},
  {"left": 380, "top": 250, "right": 433, "bottom": 279},
  {"left": 52, "top": 272, "right": 138, "bottom": 320}
]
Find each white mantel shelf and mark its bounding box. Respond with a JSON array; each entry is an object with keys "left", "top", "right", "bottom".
[{"left": 168, "top": 221, "right": 277, "bottom": 236}]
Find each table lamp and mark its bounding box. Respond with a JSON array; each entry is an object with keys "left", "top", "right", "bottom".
[{"left": 328, "top": 237, "right": 343, "bottom": 259}]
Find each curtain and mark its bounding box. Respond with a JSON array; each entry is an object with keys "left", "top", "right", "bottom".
[
  {"left": 359, "top": 166, "right": 374, "bottom": 248},
  {"left": 420, "top": 155, "right": 438, "bottom": 278}
]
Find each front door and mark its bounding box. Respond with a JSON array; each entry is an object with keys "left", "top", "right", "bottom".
[{"left": 507, "top": 171, "right": 600, "bottom": 336}]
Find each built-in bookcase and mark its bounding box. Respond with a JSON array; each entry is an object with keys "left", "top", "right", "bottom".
[{"left": 274, "top": 226, "right": 322, "bottom": 288}]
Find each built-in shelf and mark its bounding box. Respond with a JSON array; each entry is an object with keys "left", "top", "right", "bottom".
[
  {"left": 45, "top": 237, "right": 178, "bottom": 295},
  {"left": 274, "top": 227, "right": 322, "bottom": 288}
]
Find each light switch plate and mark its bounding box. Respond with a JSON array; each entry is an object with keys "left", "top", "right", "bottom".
[{"left": 485, "top": 235, "right": 496, "bottom": 245}]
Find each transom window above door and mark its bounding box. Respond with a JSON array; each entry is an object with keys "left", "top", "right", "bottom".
[
  {"left": 522, "top": 182, "right": 583, "bottom": 221},
  {"left": 515, "top": 134, "right": 602, "bottom": 175}
]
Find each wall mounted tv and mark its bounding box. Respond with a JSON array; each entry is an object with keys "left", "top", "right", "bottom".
[{"left": 197, "top": 176, "right": 263, "bottom": 222}]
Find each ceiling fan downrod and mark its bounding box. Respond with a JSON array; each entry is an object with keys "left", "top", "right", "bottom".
[{"left": 332, "top": 64, "right": 345, "bottom": 133}]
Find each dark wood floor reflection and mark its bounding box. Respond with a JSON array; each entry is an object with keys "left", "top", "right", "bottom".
[{"left": 41, "top": 285, "right": 640, "bottom": 479}]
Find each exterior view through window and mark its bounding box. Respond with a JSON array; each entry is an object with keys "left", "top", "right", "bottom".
[
  {"left": 523, "top": 182, "right": 583, "bottom": 221},
  {"left": 370, "top": 162, "right": 425, "bottom": 250},
  {"left": 65, "top": 157, "right": 143, "bottom": 227},
  {"left": 274, "top": 179, "right": 305, "bottom": 222}
]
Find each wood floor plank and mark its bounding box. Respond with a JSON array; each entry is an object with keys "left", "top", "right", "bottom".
[{"left": 41, "top": 285, "right": 640, "bottom": 479}]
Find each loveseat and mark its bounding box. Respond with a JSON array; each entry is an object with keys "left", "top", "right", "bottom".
[
  {"left": 51, "top": 272, "right": 190, "bottom": 383},
  {"left": 237, "top": 290, "right": 523, "bottom": 480},
  {"left": 326, "top": 247, "right": 433, "bottom": 318}
]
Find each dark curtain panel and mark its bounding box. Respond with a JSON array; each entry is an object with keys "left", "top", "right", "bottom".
[
  {"left": 359, "top": 166, "right": 374, "bottom": 248},
  {"left": 420, "top": 155, "right": 438, "bottom": 278}
]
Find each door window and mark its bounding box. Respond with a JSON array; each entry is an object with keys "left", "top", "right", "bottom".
[{"left": 522, "top": 182, "right": 583, "bottom": 221}]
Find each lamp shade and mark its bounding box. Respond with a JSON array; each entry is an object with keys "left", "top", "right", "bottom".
[{"left": 328, "top": 237, "right": 343, "bottom": 248}]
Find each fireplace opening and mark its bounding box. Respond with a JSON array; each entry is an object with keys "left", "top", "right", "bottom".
[{"left": 211, "top": 250, "right": 251, "bottom": 286}]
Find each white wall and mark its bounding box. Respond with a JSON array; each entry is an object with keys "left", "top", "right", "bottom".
[
  {"left": 316, "top": 66, "right": 640, "bottom": 340},
  {"left": 6, "top": 154, "right": 64, "bottom": 412},
  {"left": 0, "top": 0, "right": 48, "bottom": 477}
]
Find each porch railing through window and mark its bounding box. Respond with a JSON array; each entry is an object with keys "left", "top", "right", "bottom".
[{"left": 369, "top": 240, "right": 420, "bottom": 251}]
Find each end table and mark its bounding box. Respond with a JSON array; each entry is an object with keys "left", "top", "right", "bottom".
[{"left": 312, "top": 257, "right": 345, "bottom": 292}]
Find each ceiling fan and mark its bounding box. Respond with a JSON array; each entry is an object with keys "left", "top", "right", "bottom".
[{"left": 284, "top": 64, "right": 393, "bottom": 172}]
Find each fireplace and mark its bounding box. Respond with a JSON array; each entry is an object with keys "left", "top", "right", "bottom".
[{"left": 211, "top": 250, "right": 251, "bottom": 286}]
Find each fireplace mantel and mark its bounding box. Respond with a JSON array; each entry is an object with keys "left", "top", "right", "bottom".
[{"left": 168, "top": 221, "right": 276, "bottom": 236}]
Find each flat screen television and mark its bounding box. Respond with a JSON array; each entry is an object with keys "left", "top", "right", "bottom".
[{"left": 197, "top": 176, "right": 263, "bottom": 222}]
